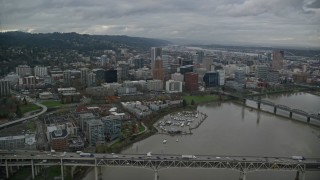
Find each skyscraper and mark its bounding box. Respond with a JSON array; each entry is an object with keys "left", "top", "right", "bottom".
[
  {"left": 153, "top": 57, "right": 164, "bottom": 81},
  {"left": 151, "top": 47, "right": 162, "bottom": 71},
  {"left": 16, "top": 65, "right": 32, "bottom": 77},
  {"left": 63, "top": 70, "right": 72, "bottom": 86},
  {"left": 80, "top": 68, "right": 89, "bottom": 85},
  {"left": 272, "top": 50, "right": 284, "bottom": 70},
  {"left": 0, "top": 80, "right": 10, "bottom": 97},
  {"left": 203, "top": 72, "right": 219, "bottom": 87},
  {"left": 34, "top": 66, "right": 48, "bottom": 77}
]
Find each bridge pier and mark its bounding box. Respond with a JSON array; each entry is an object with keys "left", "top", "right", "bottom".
[
  {"left": 242, "top": 99, "right": 246, "bottom": 104},
  {"left": 5, "top": 159, "right": 9, "bottom": 179},
  {"left": 257, "top": 102, "right": 261, "bottom": 109},
  {"left": 154, "top": 170, "right": 159, "bottom": 180},
  {"left": 294, "top": 171, "right": 300, "bottom": 180},
  {"left": 61, "top": 159, "right": 64, "bottom": 180},
  {"left": 290, "top": 112, "right": 293, "bottom": 118},
  {"left": 239, "top": 171, "right": 246, "bottom": 180},
  {"left": 31, "top": 159, "right": 35, "bottom": 179},
  {"left": 35, "top": 165, "right": 38, "bottom": 176},
  {"left": 307, "top": 117, "right": 310, "bottom": 123},
  {"left": 274, "top": 107, "right": 277, "bottom": 114}
]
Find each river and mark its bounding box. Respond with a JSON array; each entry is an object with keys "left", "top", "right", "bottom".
[{"left": 84, "top": 92, "right": 320, "bottom": 180}]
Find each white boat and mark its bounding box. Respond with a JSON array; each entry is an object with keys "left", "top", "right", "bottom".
[
  {"left": 176, "top": 139, "right": 179, "bottom": 142},
  {"left": 180, "top": 123, "right": 184, "bottom": 127},
  {"left": 163, "top": 139, "right": 167, "bottom": 144},
  {"left": 187, "top": 122, "right": 190, "bottom": 126}
]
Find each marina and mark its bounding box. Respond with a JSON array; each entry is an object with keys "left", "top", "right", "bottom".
[{"left": 155, "top": 110, "right": 207, "bottom": 135}]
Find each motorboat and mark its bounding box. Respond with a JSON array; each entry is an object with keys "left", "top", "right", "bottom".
[
  {"left": 176, "top": 139, "right": 179, "bottom": 142},
  {"left": 163, "top": 139, "right": 167, "bottom": 144}
]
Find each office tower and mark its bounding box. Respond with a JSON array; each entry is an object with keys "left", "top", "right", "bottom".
[
  {"left": 63, "top": 70, "right": 72, "bottom": 86},
  {"left": 87, "top": 72, "right": 96, "bottom": 87},
  {"left": 86, "top": 120, "right": 105, "bottom": 146},
  {"left": 203, "top": 72, "right": 219, "bottom": 87},
  {"left": 162, "top": 55, "right": 170, "bottom": 79},
  {"left": 216, "top": 69, "right": 225, "bottom": 86},
  {"left": 34, "top": 66, "right": 48, "bottom": 77},
  {"left": 272, "top": 50, "right": 284, "bottom": 70},
  {"left": 151, "top": 47, "right": 162, "bottom": 71},
  {"left": 132, "top": 58, "right": 145, "bottom": 69},
  {"left": 256, "top": 65, "right": 269, "bottom": 80},
  {"left": 267, "top": 70, "right": 280, "bottom": 83},
  {"left": 105, "top": 69, "right": 118, "bottom": 83},
  {"left": 16, "top": 65, "right": 32, "bottom": 77},
  {"left": 0, "top": 80, "right": 10, "bottom": 97},
  {"left": 235, "top": 69, "right": 246, "bottom": 84},
  {"left": 179, "top": 65, "right": 194, "bottom": 76},
  {"left": 80, "top": 68, "right": 89, "bottom": 85},
  {"left": 196, "top": 51, "right": 205, "bottom": 64},
  {"left": 153, "top": 57, "right": 164, "bottom": 81},
  {"left": 185, "top": 72, "right": 199, "bottom": 91},
  {"left": 92, "top": 69, "right": 105, "bottom": 85}
]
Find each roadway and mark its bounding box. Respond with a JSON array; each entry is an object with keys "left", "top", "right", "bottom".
[
  {"left": 1, "top": 151, "right": 320, "bottom": 171},
  {"left": 0, "top": 93, "right": 48, "bottom": 129}
]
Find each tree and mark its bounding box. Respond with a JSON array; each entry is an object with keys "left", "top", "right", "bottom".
[
  {"left": 191, "top": 99, "right": 195, "bottom": 105},
  {"left": 182, "top": 99, "right": 187, "bottom": 107},
  {"left": 16, "top": 105, "right": 22, "bottom": 118}
]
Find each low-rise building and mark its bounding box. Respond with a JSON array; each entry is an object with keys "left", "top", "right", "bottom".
[
  {"left": 51, "top": 129, "right": 69, "bottom": 151},
  {"left": 0, "top": 134, "right": 36, "bottom": 150}
]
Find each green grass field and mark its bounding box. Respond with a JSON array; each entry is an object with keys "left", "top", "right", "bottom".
[
  {"left": 20, "top": 104, "right": 41, "bottom": 114},
  {"left": 41, "top": 100, "right": 62, "bottom": 108},
  {"left": 183, "top": 95, "right": 219, "bottom": 104}
]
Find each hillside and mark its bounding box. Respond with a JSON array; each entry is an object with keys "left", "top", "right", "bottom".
[{"left": 0, "top": 31, "right": 170, "bottom": 51}]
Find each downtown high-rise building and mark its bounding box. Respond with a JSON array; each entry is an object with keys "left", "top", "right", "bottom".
[
  {"left": 153, "top": 57, "right": 164, "bottom": 81},
  {"left": 80, "top": 68, "right": 89, "bottom": 85},
  {"left": 16, "top": 65, "right": 32, "bottom": 77},
  {"left": 34, "top": 66, "right": 48, "bottom": 77},
  {"left": 0, "top": 80, "right": 10, "bottom": 97},
  {"left": 151, "top": 47, "right": 162, "bottom": 71},
  {"left": 63, "top": 70, "right": 72, "bottom": 86},
  {"left": 272, "top": 50, "right": 284, "bottom": 70}
]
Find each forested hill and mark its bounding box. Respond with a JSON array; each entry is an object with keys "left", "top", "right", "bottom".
[{"left": 0, "top": 31, "right": 170, "bottom": 51}]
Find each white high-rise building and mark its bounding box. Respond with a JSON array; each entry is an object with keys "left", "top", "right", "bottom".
[
  {"left": 147, "top": 80, "right": 163, "bottom": 91},
  {"left": 34, "top": 66, "right": 48, "bottom": 77},
  {"left": 216, "top": 69, "right": 225, "bottom": 86},
  {"left": 166, "top": 80, "right": 182, "bottom": 93},
  {"left": 16, "top": 65, "right": 32, "bottom": 77},
  {"left": 87, "top": 72, "right": 96, "bottom": 87},
  {"left": 80, "top": 68, "right": 89, "bottom": 85},
  {"left": 0, "top": 80, "right": 10, "bottom": 97}
]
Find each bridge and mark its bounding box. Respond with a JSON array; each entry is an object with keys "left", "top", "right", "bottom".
[
  {"left": 1, "top": 151, "right": 320, "bottom": 180},
  {"left": 221, "top": 92, "right": 320, "bottom": 122}
]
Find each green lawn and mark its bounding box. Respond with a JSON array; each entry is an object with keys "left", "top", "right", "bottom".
[
  {"left": 41, "top": 100, "right": 62, "bottom": 108},
  {"left": 139, "top": 123, "right": 145, "bottom": 132},
  {"left": 20, "top": 104, "right": 41, "bottom": 114},
  {"left": 183, "top": 95, "right": 219, "bottom": 104}
]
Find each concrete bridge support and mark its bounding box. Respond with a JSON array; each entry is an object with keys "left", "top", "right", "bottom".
[
  {"left": 61, "top": 159, "right": 64, "bottom": 180},
  {"left": 257, "top": 102, "right": 261, "bottom": 109},
  {"left": 274, "top": 107, "right": 277, "bottom": 114},
  {"left": 31, "top": 159, "right": 35, "bottom": 179},
  {"left": 239, "top": 171, "right": 246, "bottom": 180},
  {"left": 154, "top": 170, "right": 159, "bottom": 180},
  {"left": 5, "top": 159, "right": 9, "bottom": 179},
  {"left": 35, "top": 165, "right": 38, "bottom": 176},
  {"left": 307, "top": 117, "right": 310, "bottom": 123},
  {"left": 290, "top": 112, "right": 293, "bottom": 118}
]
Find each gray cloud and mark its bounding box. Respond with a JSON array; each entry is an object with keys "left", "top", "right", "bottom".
[{"left": 0, "top": 0, "right": 319, "bottom": 48}]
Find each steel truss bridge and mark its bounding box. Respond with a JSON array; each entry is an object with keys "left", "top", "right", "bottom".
[
  {"left": 222, "top": 92, "right": 320, "bottom": 122},
  {"left": 1, "top": 152, "right": 320, "bottom": 180}
]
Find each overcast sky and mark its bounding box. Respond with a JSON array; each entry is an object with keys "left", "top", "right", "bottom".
[{"left": 1, "top": 0, "right": 320, "bottom": 48}]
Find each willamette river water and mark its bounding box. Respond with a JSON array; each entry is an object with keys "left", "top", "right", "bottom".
[{"left": 84, "top": 92, "right": 320, "bottom": 180}]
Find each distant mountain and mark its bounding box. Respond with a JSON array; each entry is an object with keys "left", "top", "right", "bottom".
[{"left": 0, "top": 31, "right": 171, "bottom": 51}]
